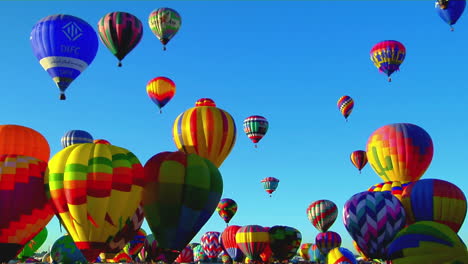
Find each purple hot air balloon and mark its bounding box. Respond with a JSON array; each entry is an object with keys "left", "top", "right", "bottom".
[
  {"left": 343, "top": 191, "right": 406, "bottom": 260},
  {"left": 315, "top": 231, "right": 341, "bottom": 256}
]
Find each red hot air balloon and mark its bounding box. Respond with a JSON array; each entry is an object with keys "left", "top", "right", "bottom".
[
  {"left": 236, "top": 225, "right": 269, "bottom": 261},
  {"left": 350, "top": 150, "right": 368, "bottom": 173},
  {"left": 221, "top": 225, "right": 244, "bottom": 262}
]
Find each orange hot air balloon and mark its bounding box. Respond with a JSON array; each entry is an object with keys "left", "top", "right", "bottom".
[
  {"left": 0, "top": 124, "right": 50, "bottom": 162},
  {"left": 146, "top": 77, "right": 176, "bottom": 113},
  {"left": 172, "top": 98, "right": 236, "bottom": 167},
  {"left": 350, "top": 150, "right": 367, "bottom": 173}
]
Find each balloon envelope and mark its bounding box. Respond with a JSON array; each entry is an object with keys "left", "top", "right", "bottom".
[
  {"left": 327, "top": 247, "right": 357, "bottom": 264},
  {"left": 61, "top": 129, "right": 93, "bottom": 148},
  {"left": 401, "top": 178, "right": 467, "bottom": 233},
  {"left": 350, "top": 150, "right": 367, "bottom": 173},
  {"left": 306, "top": 199, "right": 338, "bottom": 232},
  {"left": 51, "top": 235, "right": 86, "bottom": 264},
  {"left": 146, "top": 77, "right": 176, "bottom": 112},
  {"left": 221, "top": 225, "right": 244, "bottom": 262},
  {"left": 217, "top": 198, "right": 238, "bottom": 224},
  {"left": 435, "top": 0, "right": 466, "bottom": 28},
  {"left": 370, "top": 40, "right": 406, "bottom": 81},
  {"left": 30, "top": 14, "right": 99, "bottom": 100},
  {"left": 148, "top": 8, "right": 181, "bottom": 49},
  {"left": 337, "top": 95, "right": 354, "bottom": 120},
  {"left": 201, "top": 231, "right": 223, "bottom": 260},
  {"left": 0, "top": 124, "right": 50, "bottom": 163},
  {"left": 315, "top": 231, "right": 341, "bottom": 256},
  {"left": 268, "top": 226, "right": 302, "bottom": 261},
  {"left": 236, "top": 225, "right": 269, "bottom": 261},
  {"left": 243, "top": 116, "right": 269, "bottom": 145},
  {"left": 16, "top": 227, "right": 48, "bottom": 260},
  {"left": 366, "top": 123, "right": 434, "bottom": 183}
]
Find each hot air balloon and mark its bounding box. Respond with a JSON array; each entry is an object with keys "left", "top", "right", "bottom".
[
  {"left": 261, "top": 177, "right": 280, "bottom": 197},
  {"left": 221, "top": 225, "right": 245, "bottom": 262},
  {"left": 236, "top": 225, "right": 269, "bottom": 261},
  {"left": 123, "top": 229, "right": 147, "bottom": 257},
  {"left": 97, "top": 11, "right": 143, "bottom": 67},
  {"left": 368, "top": 181, "right": 411, "bottom": 201},
  {"left": 435, "top": 0, "right": 466, "bottom": 31},
  {"left": 308, "top": 244, "right": 325, "bottom": 264},
  {"left": 243, "top": 116, "right": 269, "bottom": 148},
  {"left": 268, "top": 226, "right": 302, "bottom": 261},
  {"left": 216, "top": 198, "right": 238, "bottom": 225},
  {"left": 193, "top": 244, "right": 208, "bottom": 262},
  {"left": 259, "top": 227, "right": 273, "bottom": 263},
  {"left": 0, "top": 155, "right": 54, "bottom": 262},
  {"left": 94, "top": 139, "right": 111, "bottom": 144},
  {"left": 306, "top": 200, "right": 338, "bottom": 232},
  {"left": 51, "top": 235, "right": 87, "bottom": 264},
  {"left": 0, "top": 124, "right": 50, "bottom": 163},
  {"left": 173, "top": 98, "right": 236, "bottom": 167},
  {"left": 337, "top": 96, "right": 354, "bottom": 122},
  {"left": 370, "top": 40, "right": 406, "bottom": 82},
  {"left": 146, "top": 77, "right": 176, "bottom": 113},
  {"left": 350, "top": 150, "right": 367, "bottom": 173},
  {"left": 366, "top": 123, "right": 434, "bottom": 183},
  {"left": 61, "top": 129, "right": 94, "bottom": 148},
  {"left": 299, "top": 243, "right": 312, "bottom": 261},
  {"left": 148, "top": 8, "right": 182, "bottom": 50},
  {"left": 30, "top": 14, "right": 99, "bottom": 100},
  {"left": 45, "top": 142, "right": 145, "bottom": 261},
  {"left": 343, "top": 191, "right": 406, "bottom": 260},
  {"left": 352, "top": 240, "right": 370, "bottom": 261},
  {"left": 327, "top": 247, "right": 357, "bottom": 264},
  {"left": 201, "top": 232, "right": 223, "bottom": 261},
  {"left": 388, "top": 221, "right": 468, "bottom": 264},
  {"left": 175, "top": 245, "right": 194, "bottom": 263},
  {"left": 315, "top": 231, "right": 341, "bottom": 256},
  {"left": 16, "top": 227, "right": 48, "bottom": 260},
  {"left": 110, "top": 252, "right": 132, "bottom": 263},
  {"left": 142, "top": 151, "right": 223, "bottom": 263},
  {"left": 401, "top": 179, "right": 467, "bottom": 233}
]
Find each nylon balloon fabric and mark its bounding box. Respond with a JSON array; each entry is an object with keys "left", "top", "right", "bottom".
[
  {"left": 401, "top": 178, "right": 467, "bottom": 233},
  {"left": 268, "top": 226, "right": 302, "bottom": 261},
  {"left": 236, "top": 225, "right": 269, "bottom": 261},
  {"left": 337, "top": 95, "right": 354, "bottom": 121},
  {"left": 142, "top": 151, "right": 223, "bottom": 261},
  {"left": 370, "top": 40, "right": 406, "bottom": 81},
  {"left": 243, "top": 115, "right": 269, "bottom": 145},
  {"left": 61, "top": 130, "right": 94, "bottom": 148},
  {"left": 45, "top": 143, "right": 145, "bottom": 261},
  {"left": 387, "top": 221, "right": 468, "bottom": 264},
  {"left": 146, "top": 77, "right": 176, "bottom": 113},
  {"left": 435, "top": 0, "right": 466, "bottom": 30},
  {"left": 30, "top": 14, "right": 98, "bottom": 100},
  {"left": 368, "top": 181, "right": 411, "bottom": 201},
  {"left": 51, "top": 235, "right": 87, "bottom": 264},
  {"left": 0, "top": 124, "right": 50, "bottom": 163},
  {"left": 350, "top": 150, "right": 367, "bottom": 173},
  {"left": 217, "top": 198, "right": 238, "bottom": 224},
  {"left": 366, "top": 123, "right": 434, "bottom": 183},
  {"left": 148, "top": 7, "right": 181, "bottom": 50},
  {"left": 343, "top": 191, "right": 406, "bottom": 260},
  {"left": 327, "top": 247, "right": 357, "bottom": 264},
  {"left": 173, "top": 98, "right": 236, "bottom": 168},
  {"left": 315, "top": 231, "right": 341, "bottom": 256},
  {"left": 306, "top": 199, "right": 338, "bottom": 232},
  {"left": 221, "top": 225, "right": 245, "bottom": 262},
  {"left": 0, "top": 155, "right": 54, "bottom": 262},
  {"left": 201, "top": 231, "right": 223, "bottom": 260}
]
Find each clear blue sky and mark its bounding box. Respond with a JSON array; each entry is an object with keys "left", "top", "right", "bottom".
[{"left": 1, "top": 0, "right": 467, "bottom": 255}]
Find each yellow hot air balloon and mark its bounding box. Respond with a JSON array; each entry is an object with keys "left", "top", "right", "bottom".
[
  {"left": 172, "top": 98, "right": 236, "bottom": 167},
  {"left": 45, "top": 142, "right": 145, "bottom": 261}
]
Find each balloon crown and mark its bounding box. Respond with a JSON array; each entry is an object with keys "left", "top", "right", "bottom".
[
  {"left": 195, "top": 98, "right": 216, "bottom": 107},
  {"left": 94, "top": 139, "right": 111, "bottom": 145}
]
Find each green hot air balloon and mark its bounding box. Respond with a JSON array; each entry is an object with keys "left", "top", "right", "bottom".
[
  {"left": 142, "top": 151, "right": 223, "bottom": 263},
  {"left": 16, "top": 227, "right": 48, "bottom": 260}
]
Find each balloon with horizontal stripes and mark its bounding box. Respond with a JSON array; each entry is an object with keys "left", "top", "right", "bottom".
[
  {"left": 261, "top": 177, "right": 280, "bottom": 197},
  {"left": 243, "top": 115, "right": 269, "bottom": 147},
  {"left": 401, "top": 179, "right": 467, "bottom": 233},
  {"left": 236, "top": 225, "right": 269, "bottom": 261},
  {"left": 343, "top": 191, "right": 406, "bottom": 260},
  {"left": 142, "top": 151, "right": 223, "bottom": 262},
  {"left": 97, "top": 11, "right": 143, "bottom": 67},
  {"left": 0, "top": 155, "right": 54, "bottom": 262},
  {"left": 221, "top": 225, "right": 244, "bottom": 262},
  {"left": 368, "top": 181, "right": 412, "bottom": 201},
  {"left": 306, "top": 199, "right": 338, "bottom": 232},
  {"left": 45, "top": 142, "right": 145, "bottom": 261},
  {"left": 315, "top": 231, "right": 341, "bottom": 256},
  {"left": 173, "top": 98, "right": 237, "bottom": 168},
  {"left": 30, "top": 14, "right": 99, "bottom": 100},
  {"left": 61, "top": 129, "right": 94, "bottom": 148},
  {"left": 366, "top": 123, "right": 434, "bottom": 183}
]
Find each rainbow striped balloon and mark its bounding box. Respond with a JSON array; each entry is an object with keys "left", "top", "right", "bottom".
[
  {"left": 350, "top": 150, "right": 367, "bottom": 173},
  {"left": 337, "top": 95, "right": 354, "bottom": 121},
  {"left": 216, "top": 198, "right": 238, "bottom": 224},
  {"left": 306, "top": 200, "right": 338, "bottom": 232},
  {"left": 173, "top": 98, "right": 236, "bottom": 168},
  {"left": 401, "top": 179, "right": 467, "bottom": 233},
  {"left": 388, "top": 221, "right": 468, "bottom": 264},
  {"left": 370, "top": 40, "right": 406, "bottom": 82},
  {"left": 343, "top": 191, "right": 406, "bottom": 260},
  {"left": 146, "top": 77, "right": 176, "bottom": 113},
  {"left": 236, "top": 225, "right": 269, "bottom": 261},
  {"left": 368, "top": 181, "right": 412, "bottom": 201},
  {"left": 327, "top": 247, "right": 357, "bottom": 264},
  {"left": 315, "top": 231, "right": 341, "bottom": 255},
  {"left": 366, "top": 123, "right": 434, "bottom": 183}
]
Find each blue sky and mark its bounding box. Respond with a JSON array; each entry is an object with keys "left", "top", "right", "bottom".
[{"left": 1, "top": 0, "right": 468, "bottom": 255}]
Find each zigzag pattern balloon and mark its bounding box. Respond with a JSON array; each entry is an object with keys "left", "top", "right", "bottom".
[
  {"left": 201, "top": 231, "right": 223, "bottom": 259},
  {"left": 306, "top": 200, "right": 338, "bottom": 232},
  {"left": 342, "top": 191, "right": 406, "bottom": 260}
]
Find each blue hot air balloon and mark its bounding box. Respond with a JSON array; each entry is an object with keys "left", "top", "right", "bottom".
[
  {"left": 61, "top": 129, "right": 94, "bottom": 148},
  {"left": 435, "top": 0, "right": 466, "bottom": 31},
  {"left": 30, "top": 14, "right": 99, "bottom": 100}
]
